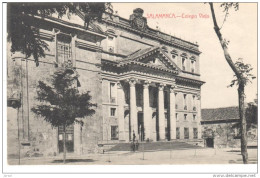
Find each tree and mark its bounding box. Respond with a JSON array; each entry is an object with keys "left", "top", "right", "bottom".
[
  {"left": 232, "top": 101, "right": 258, "bottom": 132},
  {"left": 7, "top": 2, "right": 113, "bottom": 66},
  {"left": 31, "top": 65, "right": 96, "bottom": 163},
  {"left": 209, "top": 3, "right": 255, "bottom": 164}
]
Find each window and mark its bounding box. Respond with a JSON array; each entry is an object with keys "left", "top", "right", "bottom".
[
  {"left": 57, "top": 34, "right": 72, "bottom": 65},
  {"left": 182, "top": 58, "right": 186, "bottom": 70},
  {"left": 176, "top": 127, "right": 180, "bottom": 139},
  {"left": 184, "top": 127, "right": 189, "bottom": 139},
  {"left": 193, "top": 128, "right": 198, "bottom": 139},
  {"left": 107, "top": 36, "right": 115, "bottom": 53},
  {"left": 193, "top": 114, "right": 196, "bottom": 121},
  {"left": 191, "top": 60, "right": 195, "bottom": 73},
  {"left": 183, "top": 94, "right": 187, "bottom": 110},
  {"left": 176, "top": 113, "right": 178, "bottom": 121},
  {"left": 111, "top": 126, "right": 119, "bottom": 140},
  {"left": 110, "top": 82, "right": 116, "bottom": 103},
  {"left": 110, "top": 108, "right": 116, "bottom": 116},
  {"left": 193, "top": 95, "right": 196, "bottom": 111},
  {"left": 184, "top": 114, "right": 187, "bottom": 121}
]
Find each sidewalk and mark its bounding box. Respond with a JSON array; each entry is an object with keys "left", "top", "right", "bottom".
[{"left": 7, "top": 148, "right": 257, "bottom": 165}]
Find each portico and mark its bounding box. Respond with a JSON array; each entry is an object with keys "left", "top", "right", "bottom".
[
  {"left": 119, "top": 78, "right": 177, "bottom": 142},
  {"left": 101, "top": 45, "right": 204, "bottom": 143}
]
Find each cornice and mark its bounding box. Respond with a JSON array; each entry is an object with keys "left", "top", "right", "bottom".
[
  {"left": 101, "top": 59, "right": 205, "bottom": 87},
  {"left": 182, "top": 70, "right": 200, "bottom": 76},
  {"left": 32, "top": 15, "right": 106, "bottom": 39},
  {"left": 176, "top": 76, "right": 205, "bottom": 86},
  {"left": 101, "top": 18, "right": 201, "bottom": 55}
]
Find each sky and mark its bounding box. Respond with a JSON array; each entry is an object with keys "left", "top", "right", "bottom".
[{"left": 112, "top": 3, "right": 257, "bottom": 109}]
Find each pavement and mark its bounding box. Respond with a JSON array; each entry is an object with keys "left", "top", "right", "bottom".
[{"left": 7, "top": 147, "right": 257, "bottom": 165}]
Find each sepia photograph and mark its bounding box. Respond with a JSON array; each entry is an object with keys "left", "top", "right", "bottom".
[{"left": 2, "top": 1, "right": 258, "bottom": 175}]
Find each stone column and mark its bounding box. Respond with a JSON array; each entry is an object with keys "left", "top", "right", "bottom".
[
  {"left": 170, "top": 85, "right": 177, "bottom": 140},
  {"left": 143, "top": 81, "right": 150, "bottom": 140},
  {"left": 158, "top": 83, "right": 165, "bottom": 140},
  {"left": 129, "top": 79, "right": 138, "bottom": 139},
  {"left": 117, "top": 82, "right": 125, "bottom": 141},
  {"left": 197, "top": 94, "right": 202, "bottom": 139}
]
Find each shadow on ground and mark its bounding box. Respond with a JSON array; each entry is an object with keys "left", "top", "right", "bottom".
[
  {"left": 52, "top": 159, "right": 95, "bottom": 163},
  {"left": 229, "top": 158, "right": 257, "bottom": 164},
  {"left": 226, "top": 150, "right": 241, "bottom": 152}
]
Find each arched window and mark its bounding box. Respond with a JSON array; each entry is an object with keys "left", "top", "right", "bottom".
[
  {"left": 181, "top": 53, "right": 187, "bottom": 71},
  {"left": 190, "top": 56, "right": 196, "bottom": 73}
]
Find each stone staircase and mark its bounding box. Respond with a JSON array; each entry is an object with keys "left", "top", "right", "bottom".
[{"left": 108, "top": 141, "right": 204, "bottom": 152}]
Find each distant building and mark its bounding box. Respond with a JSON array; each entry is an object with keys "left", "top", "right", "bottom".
[
  {"left": 201, "top": 106, "right": 257, "bottom": 148},
  {"left": 7, "top": 7, "right": 204, "bottom": 158}
]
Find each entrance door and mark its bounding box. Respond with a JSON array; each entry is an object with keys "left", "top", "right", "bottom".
[
  {"left": 138, "top": 112, "right": 144, "bottom": 141},
  {"left": 58, "top": 125, "right": 74, "bottom": 153},
  {"left": 206, "top": 138, "right": 214, "bottom": 148}
]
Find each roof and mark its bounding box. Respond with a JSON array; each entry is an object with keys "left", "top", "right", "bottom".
[
  {"left": 101, "top": 13, "right": 201, "bottom": 55},
  {"left": 120, "top": 46, "right": 158, "bottom": 62},
  {"left": 201, "top": 106, "right": 240, "bottom": 121}
]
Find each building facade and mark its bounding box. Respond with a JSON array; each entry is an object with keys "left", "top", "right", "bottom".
[
  {"left": 7, "top": 8, "right": 204, "bottom": 158},
  {"left": 201, "top": 106, "right": 257, "bottom": 148}
]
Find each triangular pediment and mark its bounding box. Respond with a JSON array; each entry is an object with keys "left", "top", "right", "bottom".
[
  {"left": 120, "top": 46, "right": 181, "bottom": 73},
  {"left": 144, "top": 56, "right": 173, "bottom": 70}
]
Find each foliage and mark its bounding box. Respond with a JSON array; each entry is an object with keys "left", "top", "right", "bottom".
[
  {"left": 7, "top": 3, "right": 113, "bottom": 66},
  {"left": 219, "top": 3, "right": 239, "bottom": 29},
  {"left": 232, "top": 102, "right": 258, "bottom": 131},
  {"left": 245, "top": 102, "right": 258, "bottom": 128},
  {"left": 31, "top": 67, "right": 97, "bottom": 127},
  {"left": 209, "top": 2, "right": 254, "bottom": 163},
  {"left": 229, "top": 58, "right": 256, "bottom": 88}
]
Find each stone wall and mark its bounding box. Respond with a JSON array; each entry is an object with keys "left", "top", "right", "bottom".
[{"left": 7, "top": 19, "right": 103, "bottom": 158}]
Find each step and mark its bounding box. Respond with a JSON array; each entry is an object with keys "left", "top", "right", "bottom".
[{"left": 109, "top": 141, "right": 203, "bottom": 152}]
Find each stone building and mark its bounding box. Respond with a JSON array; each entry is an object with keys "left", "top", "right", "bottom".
[
  {"left": 7, "top": 7, "right": 204, "bottom": 158},
  {"left": 201, "top": 106, "right": 257, "bottom": 148}
]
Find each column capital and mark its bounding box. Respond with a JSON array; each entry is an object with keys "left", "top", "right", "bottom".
[
  {"left": 170, "top": 85, "right": 177, "bottom": 93},
  {"left": 143, "top": 80, "right": 151, "bottom": 89},
  {"left": 128, "top": 78, "right": 137, "bottom": 87},
  {"left": 157, "top": 83, "right": 166, "bottom": 91}
]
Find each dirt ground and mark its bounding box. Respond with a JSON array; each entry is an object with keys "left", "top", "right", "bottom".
[{"left": 7, "top": 147, "right": 257, "bottom": 165}]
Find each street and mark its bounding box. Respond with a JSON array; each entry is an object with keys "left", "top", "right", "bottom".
[{"left": 7, "top": 147, "right": 257, "bottom": 165}]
